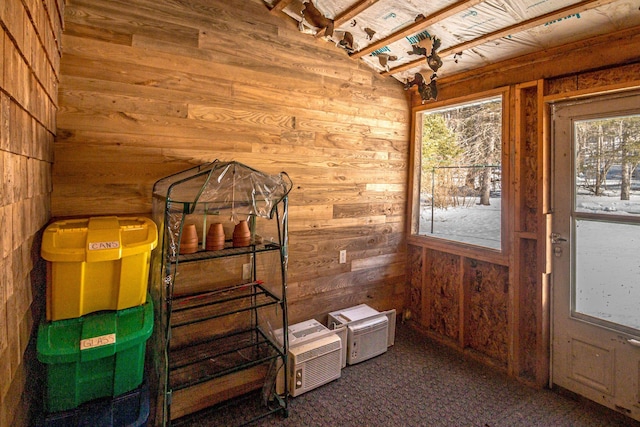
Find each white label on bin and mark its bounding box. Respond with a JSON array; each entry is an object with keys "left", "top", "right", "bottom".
[
  {"left": 80, "top": 333, "right": 116, "bottom": 350},
  {"left": 88, "top": 241, "right": 120, "bottom": 250}
]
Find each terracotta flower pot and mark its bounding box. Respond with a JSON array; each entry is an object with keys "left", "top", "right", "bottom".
[
  {"left": 206, "top": 222, "right": 225, "bottom": 251},
  {"left": 179, "top": 223, "right": 199, "bottom": 254},
  {"left": 233, "top": 220, "right": 251, "bottom": 247}
]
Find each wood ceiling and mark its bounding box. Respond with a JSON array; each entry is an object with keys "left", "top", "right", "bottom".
[{"left": 265, "top": 0, "right": 640, "bottom": 94}]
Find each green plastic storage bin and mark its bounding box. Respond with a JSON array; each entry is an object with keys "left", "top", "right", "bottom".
[{"left": 37, "top": 299, "right": 153, "bottom": 413}]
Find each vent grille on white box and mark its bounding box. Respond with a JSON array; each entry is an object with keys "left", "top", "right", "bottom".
[
  {"left": 288, "top": 334, "right": 342, "bottom": 396},
  {"left": 295, "top": 339, "right": 340, "bottom": 363},
  {"left": 304, "top": 347, "right": 342, "bottom": 389},
  {"left": 357, "top": 323, "right": 387, "bottom": 358}
]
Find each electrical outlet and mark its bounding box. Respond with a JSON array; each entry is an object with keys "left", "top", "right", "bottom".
[
  {"left": 339, "top": 250, "right": 346, "bottom": 264},
  {"left": 242, "top": 263, "right": 251, "bottom": 280}
]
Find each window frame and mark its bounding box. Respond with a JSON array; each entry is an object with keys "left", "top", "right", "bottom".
[{"left": 407, "top": 86, "right": 511, "bottom": 260}]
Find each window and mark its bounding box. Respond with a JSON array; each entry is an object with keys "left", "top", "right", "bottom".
[
  {"left": 573, "top": 113, "right": 640, "bottom": 330},
  {"left": 412, "top": 93, "right": 504, "bottom": 250}
]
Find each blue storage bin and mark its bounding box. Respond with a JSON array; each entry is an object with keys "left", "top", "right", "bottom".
[{"left": 37, "top": 378, "right": 149, "bottom": 427}]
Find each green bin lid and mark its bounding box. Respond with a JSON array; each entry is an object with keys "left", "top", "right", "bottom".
[{"left": 37, "top": 298, "right": 153, "bottom": 364}]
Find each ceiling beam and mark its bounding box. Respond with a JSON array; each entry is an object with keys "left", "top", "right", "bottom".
[
  {"left": 382, "top": 0, "right": 622, "bottom": 76},
  {"left": 269, "top": 0, "right": 295, "bottom": 14},
  {"left": 437, "top": 25, "right": 640, "bottom": 97},
  {"left": 316, "top": 0, "right": 381, "bottom": 38},
  {"left": 351, "top": 0, "right": 484, "bottom": 58}
]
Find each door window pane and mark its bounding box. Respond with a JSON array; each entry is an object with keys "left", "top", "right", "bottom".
[
  {"left": 574, "top": 219, "right": 640, "bottom": 331},
  {"left": 575, "top": 116, "right": 640, "bottom": 216},
  {"left": 573, "top": 114, "right": 640, "bottom": 332}
]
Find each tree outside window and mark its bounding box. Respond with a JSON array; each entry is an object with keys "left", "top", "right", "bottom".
[
  {"left": 575, "top": 116, "right": 640, "bottom": 203},
  {"left": 415, "top": 96, "right": 503, "bottom": 249}
]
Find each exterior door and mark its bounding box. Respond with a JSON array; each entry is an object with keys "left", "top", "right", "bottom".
[{"left": 551, "top": 90, "right": 640, "bottom": 421}]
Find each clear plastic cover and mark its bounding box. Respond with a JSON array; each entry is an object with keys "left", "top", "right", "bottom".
[
  {"left": 149, "top": 160, "right": 292, "bottom": 424},
  {"left": 152, "top": 160, "right": 292, "bottom": 258}
]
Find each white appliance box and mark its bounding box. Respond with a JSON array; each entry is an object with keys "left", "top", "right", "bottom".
[
  {"left": 273, "top": 318, "right": 343, "bottom": 397},
  {"left": 327, "top": 304, "right": 396, "bottom": 365}
]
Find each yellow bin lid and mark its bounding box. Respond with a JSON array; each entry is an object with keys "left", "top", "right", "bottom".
[{"left": 41, "top": 216, "right": 158, "bottom": 263}]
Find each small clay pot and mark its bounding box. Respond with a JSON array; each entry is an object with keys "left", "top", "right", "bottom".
[
  {"left": 179, "top": 223, "right": 199, "bottom": 254},
  {"left": 206, "top": 222, "right": 225, "bottom": 251},
  {"left": 233, "top": 220, "right": 251, "bottom": 247}
]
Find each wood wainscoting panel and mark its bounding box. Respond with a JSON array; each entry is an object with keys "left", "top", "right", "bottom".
[
  {"left": 463, "top": 258, "right": 510, "bottom": 367},
  {"left": 517, "top": 238, "right": 539, "bottom": 382},
  {"left": 406, "top": 244, "right": 423, "bottom": 324},
  {"left": 425, "top": 249, "right": 460, "bottom": 342}
]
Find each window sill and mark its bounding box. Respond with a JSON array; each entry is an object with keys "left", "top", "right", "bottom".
[{"left": 406, "top": 234, "right": 509, "bottom": 266}]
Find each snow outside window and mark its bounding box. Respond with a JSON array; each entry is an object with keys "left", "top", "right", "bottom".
[{"left": 414, "top": 95, "right": 503, "bottom": 250}]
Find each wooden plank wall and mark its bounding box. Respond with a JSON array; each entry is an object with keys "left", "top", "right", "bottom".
[
  {"left": 54, "top": 0, "right": 409, "bottom": 324},
  {"left": 0, "top": 0, "right": 62, "bottom": 425},
  {"left": 405, "top": 27, "right": 640, "bottom": 387}
]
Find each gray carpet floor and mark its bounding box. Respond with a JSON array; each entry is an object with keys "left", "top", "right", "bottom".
[{"left": 177, "top": 323, "right": 640, "bottom": 427}]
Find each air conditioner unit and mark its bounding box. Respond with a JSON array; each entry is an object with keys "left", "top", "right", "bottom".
[
  {"left": 288, "top": 333, "right": 342, "bottom": 396},
  {"left": 273, "top": 319, "right": 342, "bottom": 397},
  {"left": 347, "top": 314, "right": 388, "bottom": 365},
  {"left": 328, "top": 304, "right": 381, "bottom": 329},
  {"left": 327, "top": 304, "right": 395, "bottom": 365}
]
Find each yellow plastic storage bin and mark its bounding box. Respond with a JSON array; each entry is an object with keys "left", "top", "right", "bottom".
[{"left": 41, "top": 216, "right": 158, "bottom": 321}]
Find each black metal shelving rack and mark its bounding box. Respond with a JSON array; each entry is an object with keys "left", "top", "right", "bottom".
[{"left": 150, "top": 161, "right": 291, "bottom": 426}]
